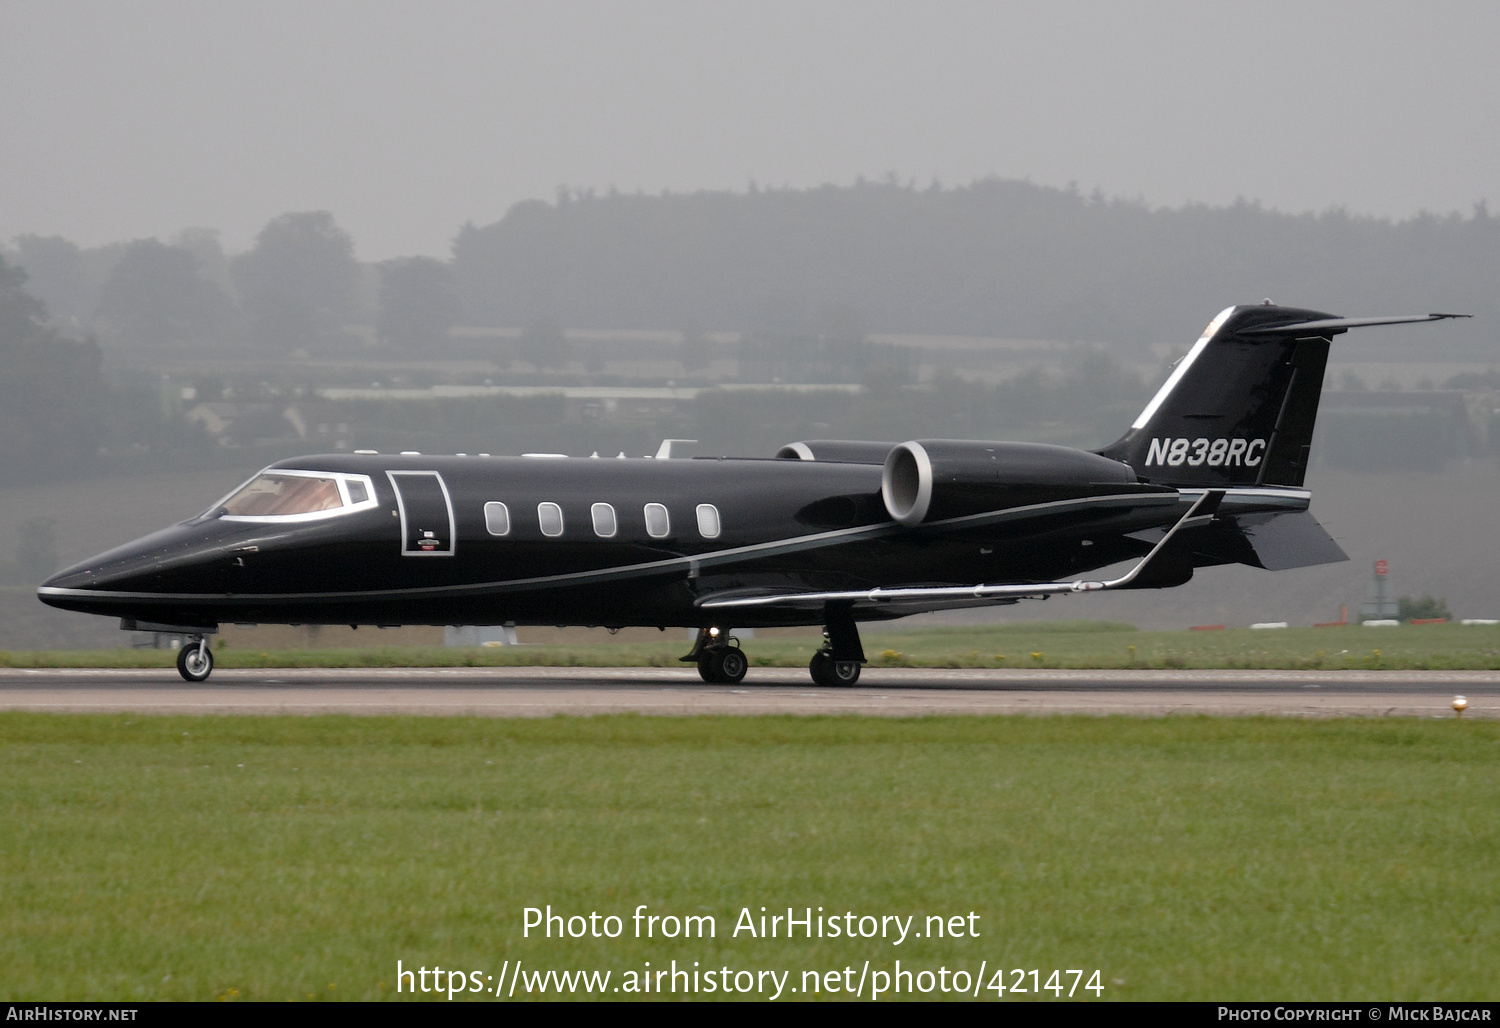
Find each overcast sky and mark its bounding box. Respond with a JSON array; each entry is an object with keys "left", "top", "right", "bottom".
[{"left": 2, "top": 0, "right": 1497, "bottom": 260}]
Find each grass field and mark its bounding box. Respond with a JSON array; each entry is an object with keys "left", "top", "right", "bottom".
[
  {"left": 5, "top": 621, "right": 1500, "bottom": 671},
  {"left": 2, "top": 712, "right": 1496, "bottom": 1001}
]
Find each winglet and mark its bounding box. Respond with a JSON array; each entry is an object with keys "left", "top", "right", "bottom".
[{"left": 1240, "top": 313, "right": 1472, "bottom": 335}]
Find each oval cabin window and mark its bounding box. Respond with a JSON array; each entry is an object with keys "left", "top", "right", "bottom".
[
  {"left": 695, "top": 503, "right": 721, "bottom": 539},
  {"left": 537, "top": 502, "right": 564, "bottom": 537},
  {"left": 591, "top": 502, "right": 617, "bottom": 538},
  {"left": 484, "top": 501, "right": 510, "bottom": 536},
  {"left": 644, "top": 503, "right": 670, "bottom": 539}
]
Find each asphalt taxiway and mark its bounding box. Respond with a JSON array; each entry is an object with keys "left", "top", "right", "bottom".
[{"left": 1, "top": 666, "right": 1495, "bottom": 718}]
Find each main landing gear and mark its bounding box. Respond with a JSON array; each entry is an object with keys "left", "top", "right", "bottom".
[
  {"left": 683, "top": 608, "right": 867, "bottom": 687},
  {"left": 682, "top": 627, "right": 748, "bottom": 684},
  {"left": 176, "top": 636, "right": 214, "bottom": 682},
  {"left": 809, "top": 649, "right": 862, "bottom": 687},
  {"left": 808, "top": 607, "right": 865, "bottom": 687}
]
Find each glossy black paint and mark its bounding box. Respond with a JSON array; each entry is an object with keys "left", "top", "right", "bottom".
[
  {"left": 888, "top": 440, "right": 1145, "bottom": 523},
  {"left": 39, "top": 451, "right": 1180, "bottom": 629},
  {"left": 1099, "top": 304, "right": 1338, "bottom": 488}
]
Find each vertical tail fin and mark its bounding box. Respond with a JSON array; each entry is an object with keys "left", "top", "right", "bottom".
[{"left": 1099, "top": 305, "right": 1467, "bottom": 488}]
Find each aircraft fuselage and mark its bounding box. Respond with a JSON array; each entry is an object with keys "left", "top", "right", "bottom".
[{"left": 39, "top": 451, "right": 1193, "bottom": 630}]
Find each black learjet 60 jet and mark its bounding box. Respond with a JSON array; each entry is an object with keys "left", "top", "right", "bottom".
[{"left": 39, "top": 303, "right": 1468, "bottom": 684}]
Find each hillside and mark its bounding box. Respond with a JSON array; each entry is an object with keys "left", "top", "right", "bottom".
[{"left": 453, "top": 180, "right": 1498, "bottom": 355}]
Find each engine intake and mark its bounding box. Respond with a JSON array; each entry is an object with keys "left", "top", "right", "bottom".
[{"left": 881, "top": 440, "right": 1137, "bottom": 525}]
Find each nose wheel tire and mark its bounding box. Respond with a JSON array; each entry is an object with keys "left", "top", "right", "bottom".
[
  {"left": 697, "top": 646, "right": 748, "bottom": 684},
  {"left": 176, "top": 642, "right": 214, "bottom": 682},
  {"left": 809, "top": 651, "right": 861, "bottom": 687}
]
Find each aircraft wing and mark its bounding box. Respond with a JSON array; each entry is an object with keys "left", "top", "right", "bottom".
[{"left": 698, "top": 491, "right": 1223, "bottom": 612}]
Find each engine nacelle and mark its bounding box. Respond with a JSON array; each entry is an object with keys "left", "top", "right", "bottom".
[
  {"left": 776, "top": 440, "right": 897, "bottom": 464},
  {"left": 881, "top": 440, "right": 1137, "bottom": 526}
]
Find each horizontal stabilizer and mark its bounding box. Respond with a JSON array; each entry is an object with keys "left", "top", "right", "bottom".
[
  {"left": 1124, "top": 509, "right": 1348, "bottom": 572},
  {"left": 1238, "top": 510, "right": 1348, "bottom": 570}
]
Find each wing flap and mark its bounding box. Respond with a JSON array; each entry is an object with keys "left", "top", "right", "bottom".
[{"left": 699, "top": 491, "right": 1224, "bottom": 611}]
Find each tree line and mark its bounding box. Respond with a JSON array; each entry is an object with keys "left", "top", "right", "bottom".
[
  {"left": 450, "top": 179, "right": 1497, "bottom": 352},
  {"left": 0, "top": 243, "right": 1485, "bottom": 492},
  {"left": 7, "top": 212, "right": 462, "bottom": 356},
  {"left": 7, "top": 178, "right": 1496, "bottom": 361},
  {"left": 3, "top": 179, "right": 1496, "bottom": 490},
  {"left": 0, "top": 255, "right": 220, "bottom": 487},
  {"left": 0, "top": 245, "right": 1159, "bottom": 487}
]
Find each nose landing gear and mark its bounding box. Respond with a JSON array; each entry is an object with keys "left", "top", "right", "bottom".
[
  {"left": 681, "top": 627, "right": 748, "bottom": 684},
  {"left": 176, "top": 636, "right": 214, "bottom": 682}
]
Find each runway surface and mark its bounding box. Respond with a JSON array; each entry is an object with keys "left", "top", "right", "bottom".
[{"left": 1, "top": 666, "right": 1496, "bottom": 718}]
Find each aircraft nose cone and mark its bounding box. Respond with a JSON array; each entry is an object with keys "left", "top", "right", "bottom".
[
  {"left": 37, "top": 550, "right": 151, "bottom": 611},
  {"left": 40, "top": 563, "right": 97, "bottom": 592},
  {"left": 41, "top": 539, "right": 160, "bottom": 594},
  {"left": 35, "top": 522, "right": 236, "bottom": 621}
]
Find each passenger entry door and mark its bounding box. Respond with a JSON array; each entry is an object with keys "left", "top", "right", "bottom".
[{"left": 387, "top": 471, "right": 456, "bottom": 556}]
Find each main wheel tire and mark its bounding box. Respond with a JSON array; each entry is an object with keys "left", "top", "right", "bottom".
[
  {"left": 176, "top": 643, "right": 214, "bottom": 682},
  {"left": 809, "top": 652, "right": 860, "bottom": 687},
  {"left": 710, "top": 647, "right": 748, "bottom": 684},
  {"left": 829, "top": 660, "right": 861, "bottom": 686},
  {"left": 696, "top": 650, "right": 718, "bottom": 683}
]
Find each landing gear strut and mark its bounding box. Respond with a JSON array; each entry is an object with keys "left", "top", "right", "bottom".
[
  {"left": 682, "top": 627, "right": 748, "bottom": 684},
  {"left": 176, "top": 636, "right": 214, "bottom": 682},
  {"left": 809, "top": 604, "right": 865, "bottom": 687}
]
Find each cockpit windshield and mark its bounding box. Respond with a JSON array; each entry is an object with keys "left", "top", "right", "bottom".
[
  {"left": 221, "top": 474, "right": 344, "bottom": 516},
  {"left": 203, "top": 468, "right": 379, "bottom": 522}
]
